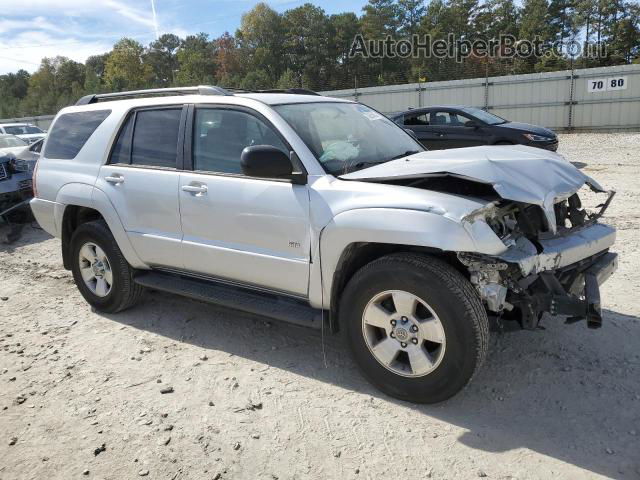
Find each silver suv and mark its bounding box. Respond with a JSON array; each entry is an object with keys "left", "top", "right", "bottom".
[{"left": 30, "top": 86, "right": 617, "bottom": 403}]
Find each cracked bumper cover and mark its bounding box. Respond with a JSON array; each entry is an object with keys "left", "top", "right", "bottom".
[{"left": 496, "top": 222, "right": 617, "bottom": 277}]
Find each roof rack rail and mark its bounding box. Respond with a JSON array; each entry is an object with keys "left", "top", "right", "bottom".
[
  {"left": 75, "top": 85, "right": 232, "bottom": 106},
  {"left": 223, "top": 87, "right": 320, "bottom": 96}
]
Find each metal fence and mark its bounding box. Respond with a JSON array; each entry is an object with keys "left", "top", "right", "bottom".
[
  {"left": 0, "top": 115, "right": 55, "bottom": 131},
  {"left": 321, "top": 64, "right": 640, "bottom": 132},
  {"left": 3, "top": 64, "right": 639, "bottom": 132}
]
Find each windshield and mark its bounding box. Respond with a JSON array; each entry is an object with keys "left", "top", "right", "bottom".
[
  {"left": 4, "top": 125, "right": 44, "bottom": 135},
  {"left": 461, "top": 107, "right": 507, "bottom": 125},
  {"left": 0, "top": 136, "right": 27, "bottom": 148},
  {"left": 274, "top": 102, "right": 423, "bottom": 175}
]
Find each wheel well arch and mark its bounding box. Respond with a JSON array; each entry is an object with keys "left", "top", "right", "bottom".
[
  {"left": 61, "top": 206, "right": 104, "bottom": 270},
  {"left": 328, "top": 242, "right": 467, "bottom": 332}
]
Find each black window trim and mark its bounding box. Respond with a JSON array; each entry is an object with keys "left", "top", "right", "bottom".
[
  {"left": 185, "top": 103, "right": 307, "bottom": 183},
  {"left": 107, "top": 104, "right": 188, "bottom": 171}
]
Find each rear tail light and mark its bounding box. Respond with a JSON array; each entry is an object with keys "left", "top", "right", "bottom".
[{"left": 32, "top": 158, "right": 39, "bottom": 197}]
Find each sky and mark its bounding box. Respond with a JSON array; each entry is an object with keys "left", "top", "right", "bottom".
[{"left": 0, "top": 0, "right": 368, "bottom": 75}]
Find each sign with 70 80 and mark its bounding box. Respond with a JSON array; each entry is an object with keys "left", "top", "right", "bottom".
[{"left": 587, "top": 77, "right": 628, "bottom": 93}]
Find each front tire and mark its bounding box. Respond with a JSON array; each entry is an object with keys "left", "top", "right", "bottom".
[
  {"left": 70, "top": 220, "right": 143, "bottom": 313},
  {"left": 340, "top": 253, "right": 489, "bottom": 403}
]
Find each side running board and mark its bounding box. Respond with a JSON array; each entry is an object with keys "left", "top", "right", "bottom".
[{"left": 134, "top": 271, "right": 322, "bottom": 329}]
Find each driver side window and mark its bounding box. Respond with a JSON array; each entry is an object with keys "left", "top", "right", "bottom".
[{"left": 193, "top": 109, "right": 288, "bottom": 174}]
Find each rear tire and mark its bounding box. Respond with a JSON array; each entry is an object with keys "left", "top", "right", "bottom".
[
  {"left": 340, "top": 253, "right": 489, "bottom": 403},
  {"left": 70, "top": 220, "right": 143, "bottom": 313}
]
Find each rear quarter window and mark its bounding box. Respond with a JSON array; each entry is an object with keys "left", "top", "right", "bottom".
[{"left": 44, "top": 110, "right": 111, "bottom": 159}]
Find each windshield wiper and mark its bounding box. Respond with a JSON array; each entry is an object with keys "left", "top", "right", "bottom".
[
  {"left": 341, "top": 160, "right": 386, "bottom": 174},
  {"left": 388, "top": 150, "right": 420, "bottom": 161},
  {"left": 339, "top": 151, "right": 422, "bottom": 174}
]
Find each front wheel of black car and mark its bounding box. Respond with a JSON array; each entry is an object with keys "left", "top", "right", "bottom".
[{"left": 340, "top": 253, "right": 489, "bottom": 403}]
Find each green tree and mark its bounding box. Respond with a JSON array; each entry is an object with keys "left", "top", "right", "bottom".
[
  {"left": 398, "top": 0, "right": 425, "bottom": 36},
  {"left": 361, "top": 0, "right": 403, "bottom": 84},
  {"left": 283, "top": 3, "right": 330, "bottom": 90},
  {"left": 607, "top": 1, "right": 640, "bottom": 63},
  {"left": 277, "top": 69, "right": 299, "bottom": 88},
  {"left": 240, "top": 69, "right": 271, "bottom": 89},
  {"left": 236, "top": 3, "right": 286, "bottom": 84},
  {"left": 104, "top": 38, "right": 152, "bottom": 91},
  {"left": 547, "top": 0, "right": 580, "bottom": 47},
  {"left": 175, "top": 33, "right": 216, "bottom": 86},
  {"left": 0, "top": 70, "right": 30, "bottom": 117},
  {"left": 145, "top": 33, "right": 182, "bottom": 87},
  {"left": 517, "top": 0, "right": 551, "bottom": 72},
  {"left": 84, "top": 53, "right": 109, "bottom": 92},
  {"left": 328, "top": 12, "right": 363, "bottom": 89}
]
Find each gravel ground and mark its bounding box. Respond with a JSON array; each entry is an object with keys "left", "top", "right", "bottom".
[{"left": 1, "top": 133, "right": 639, "bottom": 480}]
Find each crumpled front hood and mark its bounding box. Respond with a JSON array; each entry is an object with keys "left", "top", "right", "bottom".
[{"left": 340, "top": 145, "right": 604, "bottom": 230}]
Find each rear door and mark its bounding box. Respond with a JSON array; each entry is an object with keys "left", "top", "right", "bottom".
[
  {"left": 178, "top": 105, "right": 311, "bottom": 297},
  {"left": 95, "top": 106, "right": 186, "bottom": 268}
]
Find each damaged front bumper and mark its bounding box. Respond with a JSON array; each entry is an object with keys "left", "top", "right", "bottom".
[
  {"left": 498, "top": 222, "right": 616, "bottom": 277},
  {"left": 460, "top": 222, "right": 617, "bottom": 330}
]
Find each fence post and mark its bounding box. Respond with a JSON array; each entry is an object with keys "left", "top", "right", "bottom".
[
  {"left": 567, "top": 61, "right": 575, "bottom": 131},
  {"left": 354, "top": 76, "right": 359, "bottom": 102},
  {"left": 483, "top": 60, "right": 489, "bottom": 110}
]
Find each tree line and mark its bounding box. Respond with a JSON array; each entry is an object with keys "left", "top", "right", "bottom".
[{"left": 1, "top": 0, "right": 638, "bottom": 118}]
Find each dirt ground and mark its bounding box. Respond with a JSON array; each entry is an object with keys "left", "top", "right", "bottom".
[{"left": 1, "top": 133, "right": 639, "bottom": 480}]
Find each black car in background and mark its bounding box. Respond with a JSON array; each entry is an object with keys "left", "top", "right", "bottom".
[{"left": 392, "top": 106, "right": 558, "bottom": 151}]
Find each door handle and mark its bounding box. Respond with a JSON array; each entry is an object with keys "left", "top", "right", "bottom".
[
  {"left": 435, "top": 132, "right": 445, "bottom": 137},
  {"left": 181, "top": 184, "right": 208, "bottom": 194},
  {"left": 105, "top": 175, "right": 124, "bottom": 184}
]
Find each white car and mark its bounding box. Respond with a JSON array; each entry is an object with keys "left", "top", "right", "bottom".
[
  {"left": 30, "top": 86, "right": 617, "bottom": 403},
  {"left": 0, "top": 122, "right": 46, "bottom": 144},
  {"left": 0, "top": 134, "right": 30, "bottom": 156}
]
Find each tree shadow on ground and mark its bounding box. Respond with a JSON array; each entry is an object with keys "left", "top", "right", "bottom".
[{"left": 102, "top": 290, "right": 640, "bottom": 479}]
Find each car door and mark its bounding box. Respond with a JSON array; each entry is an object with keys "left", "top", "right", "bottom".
[
  {"left": 401, "top": 110, "right": 436, "bottom": 148},
  {"left": 178, "top": 105, "right": 311, "bottom": 297},
  {"left": 430, "top": 110, "right": 488, "bottom": 149},
  {"left": 95, "top": 106, "right": 186, "bottom": 269}
]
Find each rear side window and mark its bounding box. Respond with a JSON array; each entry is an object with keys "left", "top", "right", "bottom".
[
  {"left": 109, "top": 108, "right": 182, "bottom": 168},
  {"left": 109, "top": 115, "right": 134, "bottom": 165},
  {"left": 404, "top": 112, "right": 429, "bottom": 126},
  {"left": 132, "top": 109, "right": 181, "bottom": 168},
  {"left": 44, "top": 110, "right": 111, "bottom": 159}
]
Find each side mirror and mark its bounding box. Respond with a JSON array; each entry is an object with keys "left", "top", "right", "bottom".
[
  {"left": 464, "top": 120, "right": 479, "bottom": 129},
  {"left": 404, "top": 128, "right": 419, "bottom": 141},
  {"left": 241, "top": 145, "right": 300, "bottom": 181}
]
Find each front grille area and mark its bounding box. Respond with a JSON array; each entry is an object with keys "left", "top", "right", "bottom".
[{"left": 0, "top": 163, "right": 7, "bottom": 181}]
